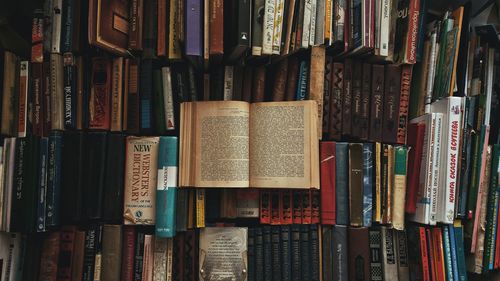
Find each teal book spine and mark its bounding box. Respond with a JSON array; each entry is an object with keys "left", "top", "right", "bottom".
[
  {"left": 453, "top": 223, "right": 467, "bottom": 281},
  {"left": 295, "top": 60, "right": 309, "bottom": 100},
  {"left": 442, "top": 226, "right": 454, "bottom": 281},
  {"left": 155, "top": 136, "right": 179, "bottom": 238},
  {"left": 448, "top": 225, "right": 459, "bottom": 281}
]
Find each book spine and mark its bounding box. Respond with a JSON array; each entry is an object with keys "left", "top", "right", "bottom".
[
  {"left": 51, "top": 0, "right": 62, "bottom": 53},
  {"left": 485, "top": 145, "right": 500, "bottom": 269},
  {"left": 379, "top": 0, "right": 390, "bottom": 56},
  {"left": 405, "top": 123, "right": 424, "bottom": 214},
  {"left": 392, "top": 146, "right": 408, "bottom": 230},
  {"left": 302, "top": 190, "right": 312, "bottom": 224},
  {"left": 332, "top": 225, "right": 348, "bottom": 281},
  {"left": 310, "top": 224, "right": 320, "bottom": 281},
  {"left": 280, "top": 191, "right": 292, "bottom": 224},
  {"left": 252, "top": 66, "right": 266, "bottom": 102},
  {"left": 309, "top": 45, "right": 326, "bottom": 137},
  {"left": 185, "top": 0, "right": 202, "bottom": 56},
  {"left": 324, "top": 0, "right": 332, "bottom": 44},
  {"left": 63, "top": 54, "right": 76, "bottom": 130},
  {"left": 301, "top": 0, "right": 312, "bottom": 48},
  {"left": 322, "top": 226, "right": 333, "bottom": 281},
  {"left": 209, "top": 0, "right": 224, "bottom": 55},
  {"left": 121, "top": 226, "right": 136, "bottom": 281},
  {"left": 442, "top": 226, "right": 454, "bottom": 281},
  {"left": 252, "top": 0, "right": 265, "bottom": 55},
  {"left": 382, "top": 64, "right": 401, "bottom": 143},
  {"left": 272, "top": 59, "right": 289, "bottom": 102},
  {"left": 291, "top": 225, "right": 301, "bottom": 281},
  {"left": 37, "top": 137, "right": 49, "bottom": 232},
  {"left": 448, "top": 225, "right": 459, "bottom": 281},
  {"left": 359, "top": 62, "right": 371, "bottom": 140},
  {"left": 336, "top": 142, "right": 348, "bottom": 225},
  {"left": 42, "top": 61, "right": 51, "bottom": 136},
  {"left": 255, "top": 228, "right": 264, "bottom": 281},
  {"left": 157, "top": 0, "right": 167, "bottom": 56},
  {"left": 263, "top": 226, "right": 272, "bottom": 281},
  {"left": 300, "top": 225, "right": 311, "bottom": 281},
  {"left": 309, "top": 0, "right": 317, "bottom": 47},
  {"left": 60, "top": 0, "right": 73, "bottom": 54},
  {"left": 111, "top": 58, "right": 124, "bottom": 132},
  {"left": 292, "top": 191, "right": 302, "bottom": 224},
  {"left": 167, "top": 0, "right": 181, "bottom": 59},
  {"left": 397, "top": 65, "right": 412, "bottom": 144},
  {"left": 369, "top": 229, "right": 383, "bottom": 281},
  {"left": 272, "top": 0, "right": 285, "bottom": 54},
  {"left": 311, "top": 190, "right": 321, "bottom": 224},
  {"left": 329, "top": 63, "right": 343, "bottom": 139},
  {"left": 296, "top": 60, "right": 309, "bottom": 100},
  {"left": 271, "top": 226, "right": 282, "bottom": 280},
  {"left": 349, "top": 143, "right": 363, "bottom": 227},
  {"left": 123, "top": 137, "right": 160, "bottom": 225},
  {"left": 57, "top": 226, "right": 76, "bottom": 281},
  {"left": 155, "top": 137, "right": 178, "bottom": 237},
  {"left": 404, "top": 0, "right": 420, "bottom": 64},
  {"left": 196, "top": 189, "right": 206, "bottom": 227},
  {"left": 430, "top": 113, "right": 444, "bottom": 225},
  {"left": 260, "top": 190, "right": 271, "bottom": 224},
  {"left": 382, "top": 227, "right": 398, "bottom": 279},
  {"left": 419, "top": 227, "right": 430, "bottom": 281},
  {"left": 350, "top": 61, "right": 362, "bottom": 138},
  {"left": 348, "top": 227, "right": 370, "bottom": 281},
  {"left": 396, "top": 230, "right": 410, "bottom": 281},
  {"left": 82, "top": 228, "right": 98, "bottom": 281},
  {"left": 134, "top": 232, "right": 145, "bottom": 281},
  {"left": 322, "top": 56, "right": 333, "bottom": 136},
  {"left": 139, "top": 59, "right": 153, "bottom": 133},
  {"left": 433, "top": 228, "right": 446, "bottom": 281},
  {"left": 279, "top": 225, "right": 291, "bottom": 281},
  {"left": 89, "top": 57, "right": 111, "bottom": 130},
  {"left": 32, "top": 63, "right": 44, "bottom": 136},
  {"left": 18, "top": 61, "right": 29, "bottom": 138},
  {"left": 342, "top": 59, "right": 352, "bottom": 136},
  {"left": 363, "top": 143, "right": 373, "bottom": 227},
  {"left": 271, "top": 190, "right": 281, "bottom": 225},
  {"left": 453, "top": 222, "right": 467, "bottom": 281},
  {"left": 142, "top": 234, "right": 154, "bottom": 281},
  {"left": 39, "top": 232, "right": 61, "bottom": 280},
  {"left": 46, "top": 132, "right": 62, "bottom": 227},
  {"left": 223, "top": 66, "right": 234, "bottom": 101},
  {"left": 126, "top": 59, "right": 141, "bottom": 134},
  {"left": 248, "top": 228, "right": 256, "bottom": 281},
  {"left": 320, "top": 142, "right": 336, "bottom": 225},
  {"left": 161, "top": 67, "right": 175, "bottom": 131},
  {"left": 50, "top": 54, "right": 64, "bottom": 131},
  {"left": 129, "top": 0, "right": 144, "bottom": 50},
  {"left": 31, "top": 10, "right": 44, "bottom": 63}
]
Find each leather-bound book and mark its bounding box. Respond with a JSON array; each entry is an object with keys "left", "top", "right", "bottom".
[
  {"left": 348, "top": 227, "right": 370, "bottom": 281},
  {"left": 332, "top": 225, "right": 348, "bottom": 281},
  {"left": 323, "top": 56, "right": 333, "bottom": 137},
  {"left": 360, "top": 63, "right": 371, "bottom": 140},
  {"left": 342, "top": 59, "right": 353, "bottom": 137},
  {"left": 309, "top": 46, "right": 326, "bottom": 137},
  {"left": 285, "top": 56, "right": 299, "bottom": 101},
  {"left": 349, "top": 143, "right": 364, "bottom": 227},
  {"left": 382, "top": 65, "right": 401, "bottom": 144},
  {"left": 101, "top": 225, "right": 123, "bottom": 281},
  {"left": 39, "top": 231, "right": 61, "bottom": 281},
  {"left": 242, "top": 66, "right": 254, "bottom": 103},
  {"left": 89, "top": 57, "right": 111, "bottom": 130},
  {"left": 369, "top": 64, "right": 384, "bottom": 142},
  {"left": 129, "top": 0, "right": 144, "bottom": 51},
  {"left": 157, "top": 0, "right": 167, "bottom": 56},
  {"left": 329, "top": 62, "right": 343, "bottom": 140},
  {"left": 88, "top": 0, "right": 129, "bottom": 55},
  {"left": 126, "top": 59, "right": 141, "bottom": 134},
  {"left": 405, "top": 123, "right": 425, "bottom": 214},
  {"left": 121, "top": 226, "right": 136, "bottom": 281},
  {"left": 350, "top": 60, "right": 363, "bottom": 139},
  {"left": 57, "top": 226, "right": 77, "bottom": 281},
  {"left": 209, "top": 0, "right": 224, "bottom": 56},
  {"left": 71, "top": 230, "right": 86, "bottom": 281},
  {"left": 396, "top": 65, "right": 412, "bottom": 144},
  {"left": 253, "top": 66, "right": 267, "bottom": 102},
  {"left": 272, "top": 58, "right": 289, "bottom": 102}
]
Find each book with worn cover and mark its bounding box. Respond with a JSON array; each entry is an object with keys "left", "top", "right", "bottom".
[
  {"left": 320, "top": 141, "right": 336, "bottom": 225},
  {"left": 101, "top": 224, "right": 123, "bottom": 281},
  {"left": 89, "top": 57, "right": 111, "bottom": 130},
  {"left": 88, "top": 0, "right": 129, "bottom": 55},
  {"left": 349, "top": 143, "right": 363, "bottom": 227},
  {"left": 332, "top": 225, "right": 348, "bottom": 281},
  {"left": 180, "top": 101, "right": 319, "bottom": 189},
  {"left": 336, "top": 142, "right": 348, "bottom": 225},
  {"left": 392, "top": 146, "right": 408, "bottom": 230},
  {"left": 348, "top": 227, "right": 370, "bottom": 281}
]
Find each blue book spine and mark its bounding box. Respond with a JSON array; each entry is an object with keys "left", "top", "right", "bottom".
[
  {"left": 185, "top": 0, "right": 203, "bottom": 56},
  {"left": 295, "top": 61, "right": 309, "bottom": 100},
  {"left": 453, "top": 224, "right": 468, "bottom": 281},
  {"left": 362, "top": 143, "right": 373, "bottom": 227},
  {"left": 60, "top": 0, "right": 73, "bottom": 53},
  {"left": 335, "top": 142, "right": 349, "bottom": 225},
  {"left": 281, "top": 225, "right": 292, "bottom": 281},
  {"left": 46, "top": 132, "right": 62, "bottom": 227},
  {"left": 36, "top": 138, "right": 49, "bottom": 232},
  {"left": 448, "top": 225, "right": 459, "bottom": 281},
  {"left": 415, "top": 0, "right": 427, "bottom": 62},
  {"left": 442, "top": 226, "right": 454, "bottom": 281},
  {"left": 140, "top": 59, "right": 153, "bottom": 133},
  {"left": 155, "top": 137, "right": 178, "bottom": 238}
]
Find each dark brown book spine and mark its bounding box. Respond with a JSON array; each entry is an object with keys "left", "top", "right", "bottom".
[
  {"left": 253, "top": 66, "right": 266, "bottom": 102},
  {"left": 360, "top": 63, "right": 371, "bottom": 140},
  {"left": 272, "top": 58, "right": 289, "bottom": 101},
  {"left": 121, "top": 226, "right": 136, "bottom": 281},
  {"left": 322, "top": 56, "right": 333, "bottom": 138},
  {"left": 32, "top": 62, "right": 44, "bottom": 136},
  {"left": 157, "top": 0, "right": 167, "bottom": 56},
  {"left": 71, "top": 231, "right": 86, "bottom": 281},
  {"left": 370, "top": 64, "right": 384, "bottom": 142},
  {"left": 122, "top": 58, "right": 130, "bottom": 131},
  {"left": 329, "top": 62, "right": 343, "bottom": 140},
  {"left": 39, "top": 232, "right": 61, "bottom": 281},
  {"left": 75, "top": 56, "right": 84, "bottom": 130},
  {"left": 57, "top": 226, "right": 76, "bottom": 281},
  {"left": 342, "top": 59, "right": 353, "bottom": 137},
  {"left": 397, "top": 65, "right": 412, "bottom": 144},
  {"left": 209, "top": 0, "right": 224, "bottom": 55},
  {"left": 382, "top": 65, "right": 402, "bottom": 144},
  {"left": 102, "top": 225, "right": 123, "bottom": 281},
  {"left": 43, "top": 60, "right": 52, "bottom": 137},
  {"left": 348, "top": 227, "right": 370, "bottom": 281},
  {"left": 285, "top": 56, "right": 299, "bottom": 101},
  {"left": 126, "top": 59, "right": 141, "bottom": 134},
  {"left": 350, "top": 60, "right": 362, "bottom": 138},
  {"left": 129, "top": 0, "right": 144, "bottom": 50},
  {"left": 89, "top": 57, "right": 111, "bottom": 130},
  {"left": 349, "top": 143, "right": 364, "bottom": 227}
]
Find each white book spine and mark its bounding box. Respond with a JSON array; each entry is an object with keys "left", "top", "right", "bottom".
[
  {"left": 162, "top": 67, "right": 175, "bottom": 131},
  {"left": 309, "top": 0, "right": 317, "bottom": 46},
  {"left": 51, "top": 0, "right": 62, "bottom": 53},
  {"left": 223, "top": 66, "right": 234, "bottom": 101},
  {"left": 485, "top": 48, "right": 495, "bottom": 125},
  {"left": 429, "top": 112, "right": 443, "bottom": 225},
  {"left": 379, "top": 0, "right": 390, "bottom": 56},
  {"left": 262, "top": 0, "right": 276, "bottom": 54},
  {"left": 424, "top": 33, "right": 438, "bottom": 113},
  {"left": 302, "top": 0, "right": 312, "bottom": 48},
  {"left": 272, "top": 0, "right": 284, "bottom": 54}
]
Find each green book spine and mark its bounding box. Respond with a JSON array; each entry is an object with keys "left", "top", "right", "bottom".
[{"left": 467, "top": 125, "right": 487, "bottom": 218}]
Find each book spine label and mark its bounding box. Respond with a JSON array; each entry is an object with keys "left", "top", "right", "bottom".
[
  {"left": 129, "top": 0, "right": 144, "bottom": 50},
  {"left": 382, "top": 65, "right": 401, "bottom": 143},
  {"left": 296, "top": 61, "right": 309, "bottom": 100},
  {"left": 111, "top": 58, "right": 124, "bottom": 132},
  {"left": 63, "top": 54, "right": 76, "bottom": 130},
  {"left": 320, "top": 142, "right": 336, "bottom": 225},
  {"left": 31, "top": 10, "right": 44, "bottom": 63},
  {"left": 156, "top": 137, "right": 178, "bottom": 238},
  {"left": 252, "top": 0, "right": 265, "bottom": 55},
  {"left": 37, "top": 138, "right": 49, "bottom": 232},
  {"left": 46, "top": 133, "right": 62, "bottom": 227},
  {"left": 329, "top": 63, "right": 343, "bottom": 139},
  {"left": 18, "top": 61, "right": 29, "bottom": 138},
  {"left": 123, "top": 137, "right": 160, "bottom": 225},
  {"left": 89, "top": 57, "right": 111, "bottom": 130},
  {"left": 342, "top": 59, "right": 352, "bottom": 136},
  {"left": 51, "top": 0, "right": 62, "bottom": 53},
  {"left": 50, "top": 54, "right": 64, "bottom": 130},
  {"left": 397, "top": 65, "right": 412, "bottom": 144},
  {"left": 382, "top": 227, "right": 398, "bottom": 279}
]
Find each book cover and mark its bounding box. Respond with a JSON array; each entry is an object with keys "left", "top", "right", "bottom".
[
  {"left": 332, "top": 225, "right": 348, "bottom": 281},
  {"left": 336, "top": 142, "right": 348, "bottom": 225},
  {"left": 362, "top": 143, "right": 373, "bottom": 227},
  {"left": 329, "top": 62, "right": 343, "bottom": 139},
  {"left": 349, "top": 143, "right": 363, "bottom": 227},
  {"left": 320, "top": 141, "right": 336, "bottom": 225},
  {"left": 348, "top": 227, "right": 370, "bottom": 281},
  {"left": 123, "top": 137, "right": 160, "bottom": 225},
  {"left": 382, "top": 64, "right": 401, "bottom": 143},
  {"left": 88, "top": 0, "right": 129, "bottom": 55}
]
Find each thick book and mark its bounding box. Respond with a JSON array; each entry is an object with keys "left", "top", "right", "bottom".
[
  {"left": 121, "top": 226, "right": 136, "bottom": 281},
  {"left": 89, "top": 57, "right": 111, "bottom": 130},
  {"left": 348, "top": 227, "right": 370, "bottom": 281},
  {"left": 88, "top": 0, "right": 129, "bottom": 55},
  {"left": 320, "top": 141, "right": 336, "bottom": 225},
  {"left": 60, "top": 131, "right": 84, "bottom": 224},
  {"left": 382, "top": 65, "right": 401, "bottom": 143},
  {"left": 123, "top": 137, "right": 160, "bottom": 225},
  {"left": 332, "top": 225, "right": 348, "bottom": 281},
  {"left": 405, "top": 123, "right": 425, "bottom": 214},
  {"left": 369, "top": 64, "right": 384, "bottom": 142},
  {"left": 392, "top": 146, "right": 408, "bottom": 230},
  {"left": 82, "top": 132, "right": 107, "bottom": 220},
  {"left": 224, "top": 0, "right": 251, "bottom": 62},
  {"left": 102, "top": 133, "right": 126, "bottom": 223},
  {"left": 336, "top": 142, "right": 349, "bottom": 225},
  {"left": 38, "top": 231, "right": 60, "bottom": 280},
  {"left": 329, "top": 62, "right": 343, "bottom": 139},
  {"left": 349, "top": 143, "right": 364, "bottom": 227},
  {"left": 156, "top": 137, "right": 179, "bottom": 238},
  {"left": 180, "top": 101, "right": 319, "bottom": 189},
  {"left": 129, "top": 0, "right": 144, "bottom": 50},
  {"left": 101, "top": 225, "right": 123, "bottom": 281}
]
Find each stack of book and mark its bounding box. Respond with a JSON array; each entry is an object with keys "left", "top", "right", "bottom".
[{"left": 0, "top": 0, "right": 499, "bottom": 280}]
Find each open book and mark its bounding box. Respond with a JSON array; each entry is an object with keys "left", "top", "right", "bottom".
[{"left": 180, "top": 100, "right": 320, "bottom": 189}]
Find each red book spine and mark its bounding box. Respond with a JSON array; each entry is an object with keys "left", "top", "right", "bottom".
[
  {"left": 271, "top": 190, "right": 281, "bottom": 225},
  {"left": 157, "top": 0, "right": 167, "bottom": 56},
  {"left": 39, "top": 232, "right": 61, "bottom": 281},
  {"left": 419, "top": 227, "right": 430, "bottom": 281},
  {"left": 397, "top": 65, "right": 412, "bottom": 144},
  {"left": 292, "top": 191, "right": 302, "bottom": 224},
  {"left": 57, "top": 226, "right": 76, "bottom": 281},
  {"left": 405, "top": 0, "right": 421, "bottom": 64},
  {"left": 320, "top": 142, "right": 336, "bottom": 224},
  {"left": 121, "top": 226, "right": 136, "bottom": 281},
  {"left": 126, "top": 59, "right": 141, "bottom": 134},
  {"left": 31, "top": 11, "right": 44, "bottom": 63},
  {"left": 405, "top": 123, "right": 425, "bottom": 213},
  {"left": 260, "top": 190, "right": 271, "bottom": 224},
  {"left": 89, "top": 57, "right": 111, "bottom": 130},
  {"left": 426, "top": 229, "right": 437, "bottom": 281},
  {"left": 311, "top": 190, "right": 320, "bottom": 224},
  {"left": 281, "top": 190, "right": 293, "bottom": 225},
  {"left": 209, "top": 0, "right": 224, "bottom": 55},
  {"left": 302, "top": 190, "right": 312, "bottom": 224},
  {"left": 432, "top": 228, "right": 446, "bottom": 281}
]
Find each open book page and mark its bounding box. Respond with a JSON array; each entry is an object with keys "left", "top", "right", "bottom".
[
  {"left": 249, "top": 100, "right": 320, "bottom": 188},
  {"left": 192, "top": 101, "right": 250, "bottom": 187}
]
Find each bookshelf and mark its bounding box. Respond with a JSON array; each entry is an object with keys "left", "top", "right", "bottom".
[{"left": 0, "top": 0, "right": 499, "bottom": 280}]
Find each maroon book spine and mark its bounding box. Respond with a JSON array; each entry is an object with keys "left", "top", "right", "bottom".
[
  {"left": 209, "top": 0, "right": 224, "bottom": 55},
  {"left": 271, "top": 190, "right": 281, "bottom": 225},
  {"left": 348, "top": 227, "right": 370, "bottom": 281},
  {"left": 252, "top": 66, "right": 266, "bottom": 102},
  {"left": 382, "top": 64, "right": 401, "bottom": 144},
  {"left": 360, "top": 63, "right": 371, "bottom": 140},
  {"left": 39, "top": 232, "right": 61, "bottom": 281},
  {"left": 397, "top": 65, "right": 412, "bottom": 144},
  {"left": 405, "top": 123, "right": 425, "bottom": 214},
  {"left": 285, "top": 56, "right": 299, "bottom": 101},
  {"left": 302, "top": 190, "right": 312, "bottom": 224},
  {"left": 311, "top": 190, "right": 321, "bottom": 224},
  {"left": 350, "top": 60, "right": 363, "bottom": 139},
  {"left": 320, "top": 141, "right": 336, "bottom": 225},
  {"left": 342, "top": 59, "right": 353, "bottom": 137},
  {"left": 57, "top": 226, "right": 76, "bottom": 281},
  {"left": 369, "top": 65, "right": 384, "bottom": 142},
  {"left": 281, "top": 190, "right": 293, "bottom": 225},
  {"left": 260, "top": 190, "right": 271, "bottom": 224},
  {"left": 121, "top": 226, "right": 136, "bottom": 281},
  {"left": 89, "top": 57, "right": 111, "bottom": 130},
  {"left": 126, "top": 59, "right": 141, "bottom": 134}
]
